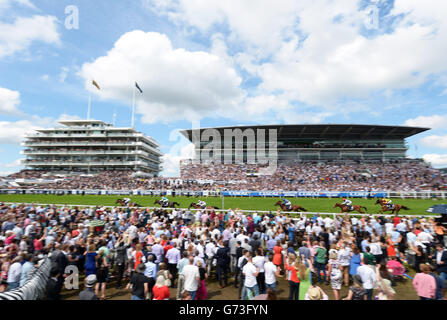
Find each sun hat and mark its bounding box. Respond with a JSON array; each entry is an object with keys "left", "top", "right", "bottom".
[
  {"left": 85, "top": 274, "right": 97, "bottom": 287},
  {"left": 308, "top": 287, "right": 322, "bottom": 300}
]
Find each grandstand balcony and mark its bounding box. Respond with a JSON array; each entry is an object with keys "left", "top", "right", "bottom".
[
  {"left": 21, "top": 150, "right": 162, "bottom": 163},
  {"left": 21, "top": 160, "right": 160, "bottom": 169},
  {"left": 22, "top": 141, "right": 163, "bottom": 156}
]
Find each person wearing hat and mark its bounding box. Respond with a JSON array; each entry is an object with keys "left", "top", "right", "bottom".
[
  {"left": 126, "top": 263, "right": 149, "bottom": 300},
  {"left": 79, "top": 274, "right": 99, "bottom": 300},
  {"left": 305, "top": 284, "right": 328, "bottom": 300}
]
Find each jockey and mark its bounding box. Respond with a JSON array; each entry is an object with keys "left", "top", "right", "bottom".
[
  {"left": 161, "top": 196, "right": 169, "bottom": 207},
  {"left": 123, "top": 197, "right": 131, "bottom": 206},
  {"left": 282, "top": 198, "right": 292, "bottom": 210},
  {"left": 197, "top": 200, "right": 207, "bottom": 209},
  {"left": 342, "top": 198, "right": 353, "bottom": 211},
  {"left": 383, "top": 198, "right": 393, "bottom": 209}
]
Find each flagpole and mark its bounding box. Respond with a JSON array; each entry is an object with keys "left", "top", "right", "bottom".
[
  {"left": 131, "top": 84, "right": 136, "bottom": 129},
  {"left": 87, "top": 91, "right": 92, "bottom": 120}
]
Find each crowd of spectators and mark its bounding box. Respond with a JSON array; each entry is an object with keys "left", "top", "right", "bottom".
[
  {"left": 0, "top": 202, "right": 445, "bottom": 300},
  {"left": 4, "top": 160, "right": 447, "bottom": 192},
  {"left": 180, "top": 160, "right": 447, "bottom": 192}
]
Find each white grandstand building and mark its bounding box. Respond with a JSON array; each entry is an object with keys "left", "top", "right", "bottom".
[{"left": 21, "top": 120, "right": 163, "bottom": 176}]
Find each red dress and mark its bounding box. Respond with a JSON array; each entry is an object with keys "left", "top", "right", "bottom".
[
  {"left": 273, "top": 246, "right": 283, "bottom": 266},
  {"left": 152, "top": 285, "right": 170, "bottom": 300}
]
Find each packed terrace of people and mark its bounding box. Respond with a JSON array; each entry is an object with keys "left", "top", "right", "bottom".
[{"left": 3, "top": 160, "right": 446, "bottom": 191}]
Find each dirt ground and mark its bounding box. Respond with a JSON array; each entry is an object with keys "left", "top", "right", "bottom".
[{"left": 61, "top": 269, "right": 419, "bottom": 301}]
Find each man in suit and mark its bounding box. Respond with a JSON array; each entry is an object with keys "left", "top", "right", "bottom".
[
  {"left": 215, "top": 240, "right": 230, "bottom": 289},
  {"left": 46, "top": 268, "right": 61, "bottom": 300},
  {"left": 435, "top": 244, "right": 447, "bottom": 284}
]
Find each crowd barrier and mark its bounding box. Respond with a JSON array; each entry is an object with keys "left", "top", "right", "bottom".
[
  {"left": 2, "top": 202, "right": 441, "bottom": 219},
  {"left": 0, "top": 257, "right": 51, "bottom": 300},
  {"left": 0, "top": 189, "right": 446, "bottom": 199}
]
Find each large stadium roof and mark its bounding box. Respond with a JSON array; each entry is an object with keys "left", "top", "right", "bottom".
[{"left": 180, "top": 124, "right": 429, "bottom": 141}]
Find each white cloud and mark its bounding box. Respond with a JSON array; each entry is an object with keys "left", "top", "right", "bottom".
[
  {"left": 80, "top": 30, "right": 244, "bottom": 124},
  {"left": 0, "top": 87, "right": 21, "bottom": 115},
  {"left": 0, "top": 120, "right": 43, "bottom": 144},
  {"left": 40, "top": 74, "right": 49, "bottom": 81},
  {"left": 0, "top": 15, "right": 60, "bottom": 59},
  {"left": 148, "top": 0, "right": 447, "bottom": 112},
  {"left": 422, "top": 154, "right": 447, "bottom": 168},
  {"left": 420, "top": 135, "right": 447, "bottom": 150},
  {"left": 405, "top": 115, "right": 447, "bottom": 129},
  {"left": 0, "top": 159, "right": 24, "bottom": 177}
]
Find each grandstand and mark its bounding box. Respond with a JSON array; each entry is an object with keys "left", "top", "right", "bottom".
[
  {"left": 21, "top": 120, "right": 163, "bottom": 177},
  {"left": 180, "top": 124, "right": 428, "bottom": 163},
  {"left": 176, "top": 124, "right": 447, "bottom": 192},
  {"left": 3, "top": 123, "right": 446, "bottom": 193}
]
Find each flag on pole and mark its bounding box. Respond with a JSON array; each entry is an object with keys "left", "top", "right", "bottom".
[
  {"left": 135, "top": 82, "right": 143, "bottom": 94},
  {"left": 92, "top": 80, "right": 101, "bottom": 90}
]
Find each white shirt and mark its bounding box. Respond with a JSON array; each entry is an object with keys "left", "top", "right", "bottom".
[
  {"left": 205, "top": 242, "right": 216, "bottom": 258},
  {"left": 196, "top": 244, "right": 205, "bottom": 258},
  {"left": 369, "top": 242, "right": 382, "bottom": 255},
  {"left": 183, "top": 264, "right": 200, "bottom": 291},
  {"left": 385, "top": 223, "right": 394, "bottom": 235},
  {"left": 252, "top": 256, "right": 266, "bottom": 273},
  {"left": 437, "top": 250, "right": 444, "bottom": 265},
  {"left": 243, "top": 262, "right": 258, "bottom": 288},
  {"left": 417, "top": 232, "right": 433, "bottom": 243},
  {"left": 264, "top": 261, "right": 277, "bottom": 285},
  {"left": 238, "top": 256, "right": 247, "bottom": 268},
  {"left": 7, "top": 262, "right": 22, "bottom": 283},
  {"left": 128, "top": 225, "right": 138, "bottom": 239},
  {"left": 357, "top": 265, "right": 377, "bottom": 290},
  {"left": 323, "top": 217, "right": 333, "bottom": 229},
  {"left": 338, "top": 248, "right": 351, "bottom": 266}
]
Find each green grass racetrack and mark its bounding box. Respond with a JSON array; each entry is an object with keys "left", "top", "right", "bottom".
[{"left": 0, "top": 194, "right": 443, "bottom": 215}]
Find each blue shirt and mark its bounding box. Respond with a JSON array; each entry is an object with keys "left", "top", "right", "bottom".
[
  {"left": 396, "top": 223, "right": 407, "bottom": 232},
  {"left": 267, "top": 239, "right": 277, "bottom": 252},
  {"left": 361, "top": 239, "right": 369, "bottom": 252},
  {"left": 391, "top": 231, "right": 401, "bottom": 243},
  {"left": 151, "top": 244, "right": 164, "bottom": 264},
  {"left": 144, "top": 262, "right": 157, "bottom": 279},
  {"left": 20, "top": 261, "right": 34, "bottom": 286},
  {"left": 406, "top": 232, "right": 416, "bottom": 244},
  {"left": 177, "top": 258, "right": 190, "bottom": 275}
]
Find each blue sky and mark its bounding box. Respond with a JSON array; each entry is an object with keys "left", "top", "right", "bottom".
[{"left": 0, "top": 0, "right": 447, "bottom": 176}]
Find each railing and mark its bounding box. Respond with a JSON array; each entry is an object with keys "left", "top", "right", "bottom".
[
  {"left": 0, "top": 257, "right": 51, "bottom": 300},
  {"left": 0, "top": 202, "right": 440, "bottom": 219},
  {"left": 0, "top": 189, "right": 446, "bottom": 199}
]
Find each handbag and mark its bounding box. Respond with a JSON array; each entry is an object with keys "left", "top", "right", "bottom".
[{"left": 163, "top": 270, "right": 171, "bottom": 287}]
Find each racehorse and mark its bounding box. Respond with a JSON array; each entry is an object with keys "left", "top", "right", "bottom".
[
  {"left": 188, "top": 202, "right": 219, "bottom": 210},
  {"left": 154, "top": 199, "right": 180, "bottom": 208},
  {"left": 274, "top": 201, "right": 307, "bottom": 212},
  {"left": 375, "top": 199, "right": 410, "bottom": 215},
  {"left": 115, "top": 199, "right": 141, "bottom": 207},
  {"left": 334, "top": 203, "right": 367, "bottom": 214}
]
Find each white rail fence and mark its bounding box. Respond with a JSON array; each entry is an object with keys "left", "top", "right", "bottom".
[
  {"left": 2, "top": 202, "right": 441, "bottom": 219},
  {"left": 0, "top": 188, "right": 446, "bottom": 199}
]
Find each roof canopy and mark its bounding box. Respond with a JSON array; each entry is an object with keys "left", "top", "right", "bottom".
[{"left": 180, "top": 124, "right": 429, "bottom": 141}]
